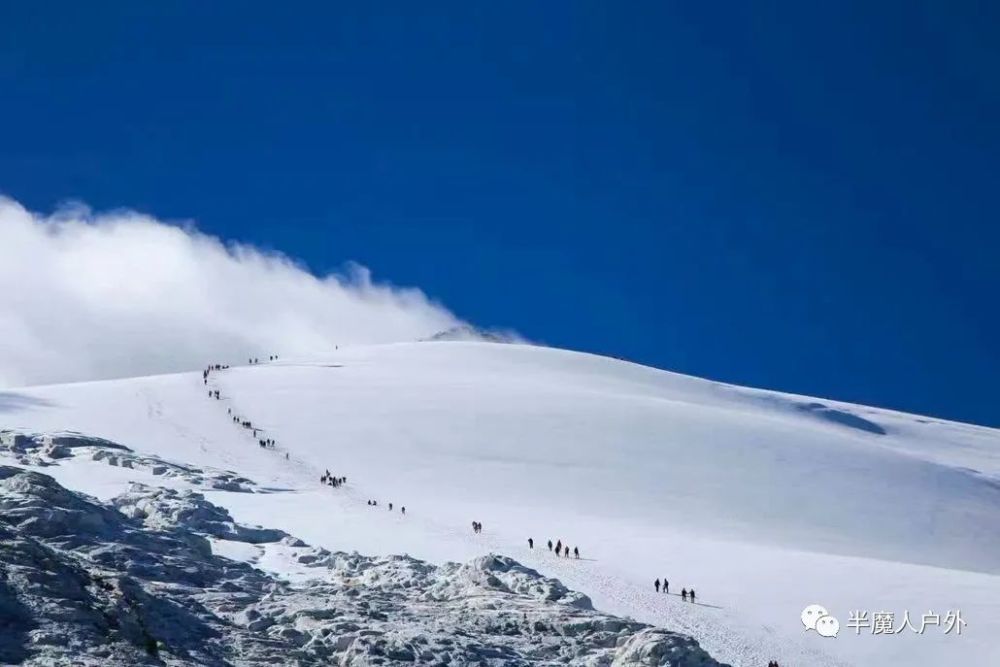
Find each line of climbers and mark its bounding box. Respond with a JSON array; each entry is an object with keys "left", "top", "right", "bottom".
[
  {"left": 203, "top": 364, "right": 229, "bottom": 384},
  {"left": 210, "top": 359, "right": 710, "bottom": 616},
  {"left": 203, "top": 358, "right": 293, "bottom": 459},
  {"left": 653, "top": 578, "right": 697, "bottom": 603},
  {"left": 203, "top": 356, "right": 339, "bottom": 473},
  {"left": 367, "top": 499, "right": 405, "bottom": 515},
  {"left": 529, "top": 538, "right": 580, "bottom": 559},
  {"left": 321, "top": 471, "right": 346, "bottom": 487},
  {"left": 245, "top": 354, "right": 279, "bottom": 365}
]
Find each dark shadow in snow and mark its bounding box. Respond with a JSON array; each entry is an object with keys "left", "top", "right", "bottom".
[
  {"left": 796, "top": 402, "right": 887, "bottom": 435},
  {"left": 0, "top": 392, "right": 55, "bottom": 414},
  {"left": 659, "top": 592, "right": 723, "bottom": 609}
]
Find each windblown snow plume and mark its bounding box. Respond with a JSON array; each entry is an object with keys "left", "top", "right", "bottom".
[{"left": 0, "top": 197, "right": 462, "bottom": 387}]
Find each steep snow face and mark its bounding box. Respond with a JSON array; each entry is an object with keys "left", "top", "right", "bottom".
[
  {"left": 3, "top": 342, "right": 1000, "bottom": 666},
  {"left": 0, "top": 464, "right": 728, "bottom": 666}
]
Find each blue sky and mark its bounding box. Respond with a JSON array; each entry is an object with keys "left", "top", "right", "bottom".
[{"left": 1, "top": 2, "right": 997, "bottom": 426}]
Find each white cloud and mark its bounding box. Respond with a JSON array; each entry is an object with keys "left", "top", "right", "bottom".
[{"left": 0, "top": 197, "right": 463, "bottom": 387}]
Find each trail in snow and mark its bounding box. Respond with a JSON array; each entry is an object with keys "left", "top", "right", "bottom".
[
  {"left": 4, "top": 342, "right": 999, "bottom": 666},
  {"left": 185, "top": 363, "right": 841, "bottom": 666}
]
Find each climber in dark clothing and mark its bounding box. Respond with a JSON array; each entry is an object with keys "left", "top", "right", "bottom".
[
  {"left": 389, "top": 503, "right": 393, "bottom": 511},
  {"left": 547, "top": 540, "right": 553, "bottom": 551},
  {"left": 689, "top": 589, "right": 696, "bottom": 603},
  {"left": 573, "top": 547, "right": 579, "bottom": 559},
  {"left": 655, "top": 579, "right": 660, "bottom": 593},
  {"left": 663, "top": 580, "right": 668, "bottom": 594},
  {"left": 401, "top": 507, "right": 405, "bottom": 515},
  {"left": 528, "top": 538, "right": 534, "bottom": 549},
  {"left": 555, "top": 540, "right": 562, "bottom": 554}
]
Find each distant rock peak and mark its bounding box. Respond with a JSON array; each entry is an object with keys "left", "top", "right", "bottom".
[{"left": 422, "top": 324, "right": 522, "bottom": 344}]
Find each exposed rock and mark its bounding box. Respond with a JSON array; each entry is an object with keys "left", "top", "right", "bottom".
[
  {"left": 422, "top": 325, "right": 521, "bottom": 344},
  {"left": 0, "top": 430, "right": 257, "bottom": 492},
  {"left": 0, "top": 464, "right": 729, "bottom": 666}
]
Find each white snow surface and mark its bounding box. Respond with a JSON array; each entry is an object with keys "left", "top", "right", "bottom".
[{"left": 2, "top": 341, "right": 999, "bottom": 666}]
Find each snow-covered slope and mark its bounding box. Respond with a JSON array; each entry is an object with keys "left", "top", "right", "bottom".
[{"left": 3, "top": 342, "right": 999, "bottom": 666}]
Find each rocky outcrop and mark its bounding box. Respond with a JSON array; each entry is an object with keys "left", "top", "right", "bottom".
[
  {"left": 0, "top": 430, "right": 256, "bottom": 492},
  {"left": 0, "top": 464, "right": 728, "bottom": 666}
]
